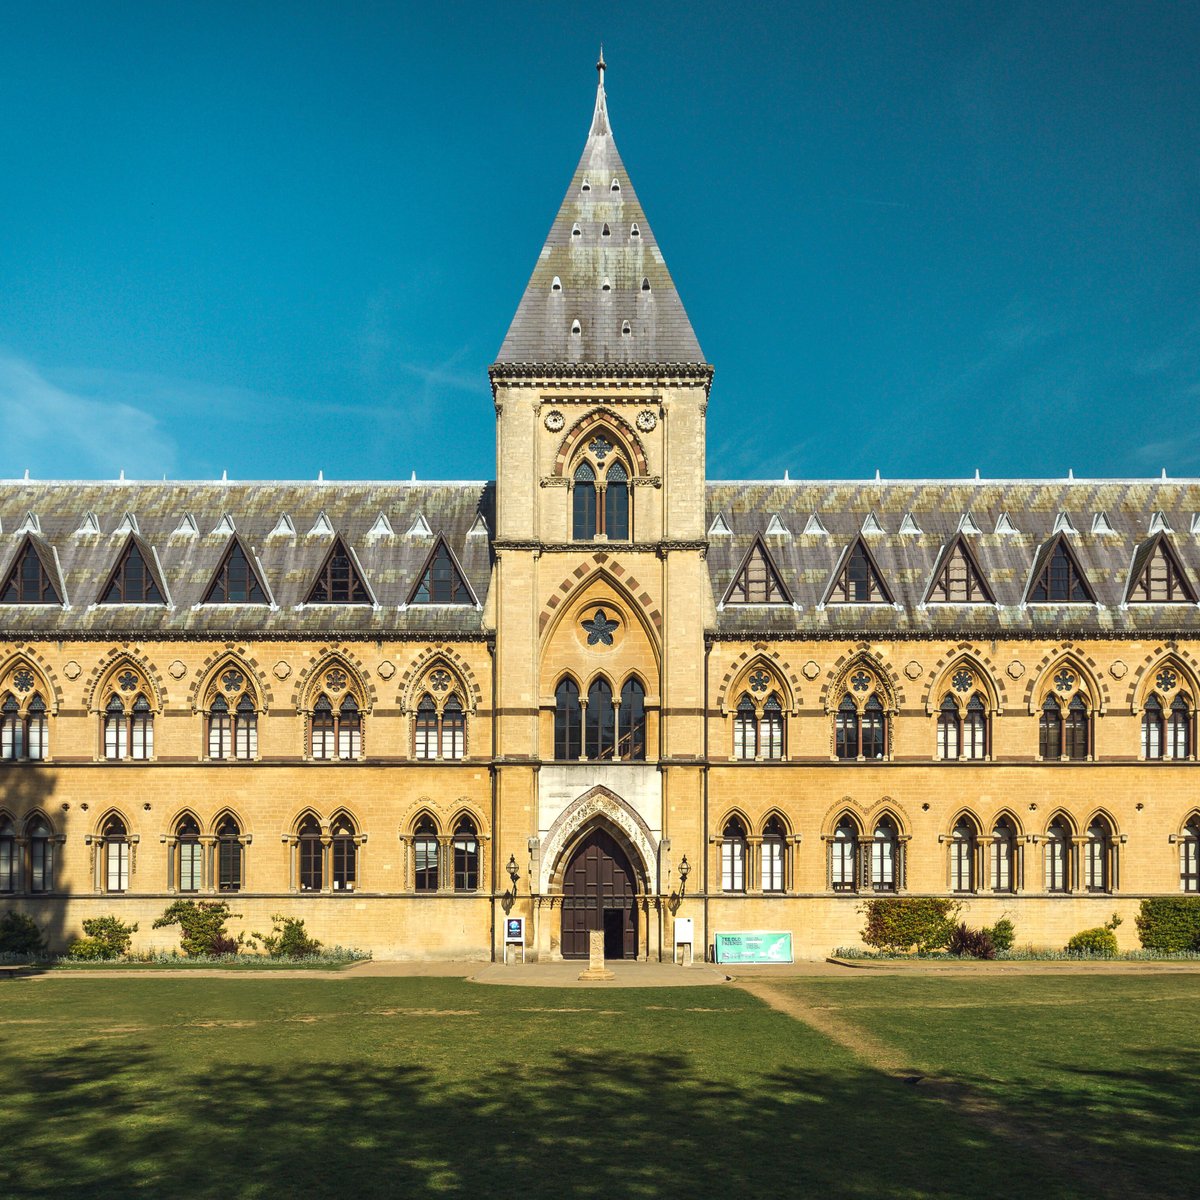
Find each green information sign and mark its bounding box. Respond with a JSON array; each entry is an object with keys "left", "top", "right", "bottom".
[{"left": 713, "top": 931, "right": 794, "bottom": 965}]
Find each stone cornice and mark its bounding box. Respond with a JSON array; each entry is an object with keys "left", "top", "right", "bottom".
[
  {"left": 493, "top": 539, "right": 707, "bottom": 554},
  {"left": 488, "top": 362, "right": 714, "bottom": 397}
]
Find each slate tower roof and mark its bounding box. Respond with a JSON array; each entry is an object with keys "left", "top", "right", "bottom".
[{"left": 495, "top": 51, "right": 706, "bottom": 367}]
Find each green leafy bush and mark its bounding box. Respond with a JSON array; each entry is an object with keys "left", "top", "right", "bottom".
[
  {"left": 985, "top": 917, "right": 1015, "bottom": 953},
  {"left": 0, "top": 911, "right": 45, "bottom": 956},
  {"left": 152, "top": 900, "right": 241, "bottom": 957},
  {"left": 252, "top": 915, "right": 322, "bottom": 958},
  {"left": 1135, "top": 897, "right": 1200, "bottom": 953},
  {"left": 860, "top": 898, "right": 961, "bottom": 953},
  {"left": 947, "top": 923, "right": 996, "bottom": 959},
  {"left": 1066, "top": 913, "right": 1122, "bottom": 957},
  {"left": 68, "top": 916, "right": 138, "bottom": 960}
]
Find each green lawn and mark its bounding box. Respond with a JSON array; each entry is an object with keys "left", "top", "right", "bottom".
[{"left": 0, "top": 974, "right": 1195, "bottom": 1199}]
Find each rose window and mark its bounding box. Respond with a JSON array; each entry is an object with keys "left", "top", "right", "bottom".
[
  {"left": 325, "top": 669, "right": 348, "bottom": 692},
  {"left": 1156, "top": 669, "right": 1178, "bottom": 693},
  {"left": 749, "top": 670, "right": 770, "bottom": 693},
  {"left": 582, "top": 609, "right": 619, "bottom": 647},
  {"left": 952, "top": 670, "right": 974, "bottom": 693},
  {"left": 1054, "top": 670, "right": 1076, "bottom": 692},
  {"left": 430, "top": 669, "right": 451, "bottom": 692},
  {"left": 118, "top": 671, "right": 139, "bottom": 692},
  {"left": 851, "top": 671, "right": 872, "bottom": 692},
  {"left": 222, "top": 670, "right": 245, "bottom": 693},
  {"left": 13, "top": 669, "right": 34, "bottom": 693}
]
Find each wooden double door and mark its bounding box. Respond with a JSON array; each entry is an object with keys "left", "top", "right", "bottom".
[{"left": 560, "top": 829, "right": 638, "bottom": 960}]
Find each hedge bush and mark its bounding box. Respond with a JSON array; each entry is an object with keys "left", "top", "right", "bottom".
[
  {"left": 68, "top": 916, "right": 138, "bottom": 960},
  {"left": 986, "top": 917, "right": 1015, "bottom": 952},
  {"left": 152, "top": 900, "right": 241, "bottom": 957},
  {"left": 947, "top": 923, "right": 996, "bottom": 959},
  {"left": 1066, "top": 913, "right": 1122, "bottom": 957},
  {"left": 860, "top": 897, "right": 961, "bottom": 953},
  {"left": 1134, "top": 897, "right": 1200, "bottom": 953},
  {"left": 0, "top": 911, "right": 45, "bottom": 956}
]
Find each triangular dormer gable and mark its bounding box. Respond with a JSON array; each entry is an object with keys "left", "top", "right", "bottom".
[
  {"left": 366, "top": 512, "right": 394, "bottom": 538},
  {"left": 304, "top": 536, "right": 372, "bottom": 605},
  {"left": 802, "top": 513, "right": 828, "bottom": 536},
  {"left": 406, "top": 513, "right": 433, "bottom": 538},
  {"left": 925, "top": 536, "right": 995, "bottom": 605},
  {"left": 210, "top": 513, "right": 236, "bottom": 537},
  {"left": 75, "top": 511, "right": 102, "bottom": 536},
  {"left": 114, "top": 511, "right": 139, "bottom": 536},
  {"left": 707, "top": 513, "right": 732, "bottom": 537},
  {"left": 467, "top": 513, "right": 489, "bottom": 537},
  {"left": 173, "top": 514, "right": 199, "bottom": 538},
  {"left": 201, "top": 536, "right": 269, "bottom": 605},
  {"left": 860, "top": 511, "right": 885, "bottom": 536},
  {"left": 721, "top": 536, "right": 792, "bottom": 606},
  {"left": 957, "top": 511, "right": 982, "bottom": 535},
  {"left": 15, "top": 511, "right": 40, "bottom": 535},
  {"left": 765, "top": 513, "right": 790, "bottom": 537},
  {"left": 825, "top": 538, "right": 893, "bottom": 605},
  {"left": 307, "top": 511, "right": 334, "bottom": 537},
  {"left": 995, "top": 512, "right": 1020, "bottom": 536},
  {"left": 898, "top": 512, "right": 922, "bottom": 535},
  {"left": 1092, "top": 511, "right": 1117, "bottom": 536},
  {"left": 1026, "top": 535, "right": 1095, "bottom": 604},
  {"left": 1051, "top": 511, "right": 1077, "bottom": 536},
  {"left": 268, "top": 514, "right": 295, "bottom": 538},
  {"left": 1126, "top": 534, "right": 1197, "bottom": 604},
  {"left": 98, "top": 534, "right": 167, "bottom": 605},
  {"left": 407, "top": 536, "right": 478, "bottom": 606},
  {"left": 0, "top": 535, "right": 63, "bottom": 605},
  {"left": 1148, "top": 511, "right": 1172, "bottom": 535}
]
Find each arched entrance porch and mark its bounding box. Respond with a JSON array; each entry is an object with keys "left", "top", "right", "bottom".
[{"left": 560, "top": 828, "right": 638, "bottom": 959}]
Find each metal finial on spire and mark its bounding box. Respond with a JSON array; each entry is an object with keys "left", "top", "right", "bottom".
[{"left": 597, "top": 45, "right": 606, "bottom": 82}]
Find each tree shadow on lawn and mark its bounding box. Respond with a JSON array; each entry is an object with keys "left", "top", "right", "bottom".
[{"left": 3, "top": 1038, "right": 1195, "bottom": 1200}]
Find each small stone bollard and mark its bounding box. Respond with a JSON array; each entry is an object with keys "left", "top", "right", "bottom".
[{"left": 577, "top": 928, "right": 615, "bottom": 981}]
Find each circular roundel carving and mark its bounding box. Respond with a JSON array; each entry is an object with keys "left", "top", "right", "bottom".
[
  {"left": 904, "top": 660, "right": 922, "bottom": 680},
  {"left": 377, "top": 660, "right": 396, "bottom": 680},
  {"left": 1007, "top": 660, "right": 1026, "bottom": 680},
  {"left": 802, "top": 660, "right": 820, "bottom": 680},
  {"left": 1109, "top": 660, "right": 1128, "bottom": 680},
  {"left": 273, "top": 660, "right": 292, "bottom": 680},
  {"left": 168, "top": 660, "right": 187, "bottom": 679},
  {"left": 544, "top": 409, "right": 565, "bottom": 432},
  {"left": 636, "top": 409, "right": 658, "bottom": 432},
  {"left": 63, "top": 660, "right": 82, "bottom": 680}
]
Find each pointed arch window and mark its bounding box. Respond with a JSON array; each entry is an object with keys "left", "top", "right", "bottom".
[
  {"left": 0, "top": 817, "right": 14, "bottom": 893},
  {"left": 721, "top": 818, "right": 747, "bottom": 892},
  {"left": 311, "top": 696, "right": 335, "bottom": 759},
  {"left": 949, "top": 818, "right": 976, "bottom": 893},
  {"left": 830, "top": 540, "right": 891, "bottom": 604},
  {"left": 413, "top": 691, "right": 467, "bottom": 760},
  {"left": 938, "top": 692, "right": 989, "bottom": 760},
  {"left": 862, "top": 695, "right": 886, "bottom": 760},
  {"left": 835, "top": 695, "right": 858, "bottom": 760},
  {"left": 331, "top": 814, "right": 357, "bottom": 892},
  {"left": 734, "top": 693, "right": 757, "bottom": 759},
  {"left": 1044, "top": 819, "right": 1071, "bottom": 893},
  {"left": 338, "top": 696, "right": 361, "bottom": 759},
  {"left": 585, "top": 677, "right": 615, "bottom": 760},
  {"left": 1142, "top": 694, "right": 1164, "bottom": 759},
  {"left": 309, "top": 693, "right": 361, "bottom": 760},
  {"left": 441, "top": 695, "right": 466, "bottom": 759},
  {"left": 0, "top": 689, "right": 47, "bottom": 762},
  {"left": 131, "top": 695, "right": 153, "bottom": 760},
  {"left": 1085, "top": 817, "right": 1113, "bottom": 893},
  {"left": 617, "top": 677, "right": 646, "bottom": 761},
  {"left": 937, "top": 695, "right": 961, "bottom": 761},
  {"left": 1065, "top": 694, "right": 1090, "bottom": 760},
  {"left": 415, "top": 694, "right": 438, "bottom": 759},
  {"left": 604, "top": 461, "right": 629, "bottom": 541},
  {"left": 1, "top": 694, "right": 22, "bottom": 760},
  {"left": 554, "top": 678, "right": 582, "bottom": 760},
  {"left": 298, "top": 816, "right": 323, "bottom": 891},
  {"left": 572, "top": 463, "right": 598, "bottom": 540},
  {"left": 1181, "top": 818, "right": 1200, "bottom": 893},
  {"left": 205, "top": 669, "right": 258, "bottom": 761},
  {"left": 103, "top": 816, "right": 130, "bottom": 893},
  {"left": 830, "top": 818, "right": 859, "bottom": 892},
  {"left": 104, "top": 694, "right": 128, "bottom": 759},
  {"left": 929, "top": 539, "right": 994, "bottom": 603},
  {"left": 762, "top": 816, "right": 787, "bottom": 893},
  {"left": 208, "top": 695, "right": 231, "bottom": 759},
  {"left": 990, "top": 818, "right": 1017, "bottom": 893},
  {"left": 103, "top": 691, "right": 153, "bottom": 760},
  {"left": 1040, "top": 688, "right": 1091, "bottom": 761},
  {"left": 1129, "top": 537, "right": 1196, "bottom": 603},
  {"left": 217, "top": 817, "right": 243, "bottom": 893},
  {"left": 871, "top": 817, "right": 901, "bottom": 893},
  {"left": 1169, "top": 694, "right": 1193, "bottom": 760},
  {"left": 176, "top": 815, "right": 202, "bottom": 893},
  {"left": 761, "top": 693, "right": 784, "bottom": 759},
  {"left": 453, "top": 817, "right": 479, "bottom": 892},
  {"left": 414, "top": 816, "right": 439, "bottom": 893}
]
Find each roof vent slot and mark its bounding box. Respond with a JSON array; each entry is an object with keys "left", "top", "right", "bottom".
[
  {"left": 551, "top": 276, "right": 562, "bottom": 292},
  {"left": 621, "top": 320, "right": 631, "bottom": 336},
  {"left": 571, "top": 319, "right": 582, "bottom": 335},
  {"left": 610, "top": 178, "right": 620, "bottom": 192},
  {"left": 601, "top": 223, "right": 610, "bottom": 237},
  {"left": 571, "top": 223, "right": 582, "bottom": 238},
  {"left": 630, "top": 222, "right": 640, "bottom": 238},
  {"left": 601, "top": 277, "right": 611, "bottom": 292},
  {"left": 641, "top": 277, "right": 651, "bottom": 293},
  {"left": 581, "top": 178, "right": 591, "bottom": 192}
]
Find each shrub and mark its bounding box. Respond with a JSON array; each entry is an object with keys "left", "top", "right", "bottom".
[
  {"left": 986, "top": 917, "right": 1015, "bottom": 953},
  {"left": 0, "top": 911, "right": 45, "bottom": 956},
  {"left": 947, "top": 923, "right": 996, "bottom": 959},
  {"left": 253, "top": 915, "right": 322, "bottom": 958},
  {"left": 860, "top": 897, "right": 961, "bottom": 954},
  {"left": 68, "top": 916, "right": 138, "bottom": 960},
  {"left": 1066, "top": 912, "right": 1122, "bottom": 957},
  {"left": 152, "top": 900, "right": 241, "bottom": 957},
  {"left": 1135, "top": 897, "right": 1200, "bottom": 953},
  {"left": 209, "top": 935, "right": 240, "bottom": 957}
]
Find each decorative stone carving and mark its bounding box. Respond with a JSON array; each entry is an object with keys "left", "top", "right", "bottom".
[
  {"left": 904, "top": 660, "right": 922, "bottom": 680},
  {"left": 636, "top": 409, "right": 657, "bottom": 431},
  {"left": 1110, "top": 660, "right": 1128, "bottom": 680},
  {"left": 273, "top": 661, "right": 292, "bottom": 680},
  {"left": 377, "top": 660, "right": 395, "bottom": 680},
  {"left": 1007, "top": 661, "right": 1025, "bottom": 680},
  {"left": 168, "top": 660, "right": 187, "bottom": 679},
  {"left": 540, "top": 788, "right": 656, "bottom": 894},
  {"left": 544, "top": 409, "right": 565, "bottom": 432},
  {"left": 63, "top": 660, "right": 81, "bottom": 680},
  {"left": 802, "top": 660, "right": 820, "bottom": 680}
]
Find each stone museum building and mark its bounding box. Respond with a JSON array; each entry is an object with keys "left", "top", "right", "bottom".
[{"left": 2, "top": 58, "right": 1198, "bottom": 960}]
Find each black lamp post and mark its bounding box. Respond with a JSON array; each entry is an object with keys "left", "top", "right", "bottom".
[
  {"left": 506, "top": 853, "right": 520, "bottom": 892},
  {"left": 678, "top": 855, "right": 690, "bottom": 895}
]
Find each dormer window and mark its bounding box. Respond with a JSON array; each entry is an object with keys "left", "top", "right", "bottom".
[
  {"left": 580, "top": 178, "right": 591, "bottom": 192},
  {"left": 571, "top": 223, "right": 582, "bottom": 238},
  {"left": 610, "top": 178, "right": 620, "bottom": 192},
  {"left": 630, "top": 223, "right": 640, "bottom": 238}
]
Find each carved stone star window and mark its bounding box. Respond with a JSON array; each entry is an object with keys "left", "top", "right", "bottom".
[
  {"left": 952, "top": 670, "right": 974, "bottom": 693},
  {"left": 118, "top": 670, "right": 139, "bottom": 692},
  {"left": 1156, "top": 669, "right": 1178, "bottom": 693},
  {"left": 222, "top": 669, "right": 245, "bottom": 693},
  {"left": 430, "top": 669, "right": 451, "bottom": 692},
  {"left": 13, "top": 669, "right": 34, "bottom": 693},
  {"left": 850, "top": 670, "right": 872, "bottom": 692},
  {"left": 749, "top": 670, "right": 770, "bottom": 693},
  {"left": 1054, "top": 669, "right": 1076, "bottom": 692},
  {"left": 587, "top": 436, "right": 613, "bottom": 462},
  {"left": 325, "top": 669, "right": 348, "bottom": 692},
  {"left": 582, "top": 609, "right": 619, "bottom": 646}
]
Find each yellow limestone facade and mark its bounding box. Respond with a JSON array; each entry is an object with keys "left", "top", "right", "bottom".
[{"left": 2, "top": 61, "right": 1199, "bottom": 960}]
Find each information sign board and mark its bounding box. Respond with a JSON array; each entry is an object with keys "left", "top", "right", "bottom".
[
  {"left": 713, "top": 930, "right": 793, "bottom": 965},
  {"left": 504, "top": 917, "right": 525, "bottom": 944},
  {"left": 673, "top": 917, "right": 694, "bottom": 945}
]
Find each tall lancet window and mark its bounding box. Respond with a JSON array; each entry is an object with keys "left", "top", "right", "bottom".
[{"left": 572, "top": 463, "right": 597, "bottom": 540}]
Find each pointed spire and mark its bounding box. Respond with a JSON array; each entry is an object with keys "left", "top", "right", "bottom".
[{"left": 591, "top": 45, "right": 609, "bottom": 137}]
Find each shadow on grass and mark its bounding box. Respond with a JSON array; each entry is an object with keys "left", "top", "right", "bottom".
[{"left": 2, "top": 1039, "right": 1196, "bottom": 1199}]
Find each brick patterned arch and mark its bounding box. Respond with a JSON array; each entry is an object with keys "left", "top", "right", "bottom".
[
  {"left": 85, "top": 647, "right": 168, "bottom": 713},
  {"left": 538, "top": 553, "right": 663, "bottom": 640},
  {"left": 716, "top": 644, "right": 804, "bottom": 715},
  {"left": 397, "top": 644, "right": 484, "bottom": 714},
  {"left": 923, "top": 643, "right": 1008, "bottom": 714},
  {"left": 187, "top": 644, "right": 274, "bottom": 712},
  {"left": 1124, "top": 645, "right": 1200, "bottom": 712},
  {"left": 820, "top": 797, "right": 866, "bottom": 838},
  {"left": 1023, "top": 644, "right": 1109, "bottom": 713},
  {"left": 553, "top": 410, "right": 649, "bottom": 477},
  {"left": 0, "top": 645, "right": 64, "bottom": 713},
  {"left": 290, "top": 645, "right": 377, "bottom": 712},
  {"left": 819, "top": 646, "right": 905, "bottom": 714}
]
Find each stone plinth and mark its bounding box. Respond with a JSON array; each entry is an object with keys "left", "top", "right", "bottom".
[{"left": 577, "top": 929, "right": 615, "bottom": 981}]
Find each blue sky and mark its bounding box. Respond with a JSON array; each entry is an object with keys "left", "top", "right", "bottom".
[{"left": 1, "top": 2, "right": 1197, "bottom": 483}]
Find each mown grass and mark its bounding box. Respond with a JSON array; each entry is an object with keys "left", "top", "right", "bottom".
[{"left": 1, "top": 974, "right": 1195, "bottom": 1198}]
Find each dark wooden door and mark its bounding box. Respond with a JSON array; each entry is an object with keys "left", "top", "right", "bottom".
[{"left": 561, "top": 829, "right": 638, "bottom": 959}]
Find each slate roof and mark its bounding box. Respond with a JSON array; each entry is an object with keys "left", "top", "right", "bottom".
[
  {"left": 706, "top": 480, "right": 1200, "bottom": 639},
  {"left": 494, "top": 54, "right": 706, "bottom": 368},
  {"left": 0, "top": 482, "right": 494, "bottom": 639}
]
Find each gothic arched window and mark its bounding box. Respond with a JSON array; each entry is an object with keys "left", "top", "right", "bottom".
[
  {"left": 103, "top": 816, "right": 130, "bottom": 894},
  {"left": 310, "top": 692, "right": 362, "bottom": 760},
  {"left": 1142, "top": 693, "right": 1164, "bottom": 759},
  {"left": 831, "top": 817, "right": 859, "bottom": 892},
  {"left": 26, "top": 694, "right": 48, "bottom": 760},
  {"left": 176, "top": 815, "right": 202, "bottom": 893},
  {"left": 862, "top": 695, "right": 886, "bottom": 760},
  {"left": 871, "top": 817, "right": 900, "bottom": 893},
  {"left": 441, "top": 695, "right": 465, "bottom": 760},
  {"left": 1045, "top": 818, "right": 1070, "bottom": 893},
  {"left": 1181, "top": 818, "right": 1200, "bottom": 893},
  {"left": 338, "top": 696, "right": 362, "bottom": 759},
  {"left": 721, "top": 818, "right": 746, "bottom": 893},
  {"left": 554, "top": 678, "right": 581, "bottom": 761},
  {"left": 1039, "top": 696, "right": 1063, "bottom": 760},
  {"left": 0, "top": 694, "right": 22, "bottom": 760},
  {"left": 298, "top": 816, "right": 323, "bottom": 891},
  {"left": 28, "top": 815, "right": 53, "bottom": 893},
  {"left": 0, "top": 817, "right": 14, "bottom": 893},
  {"left": 217, "top": 817, "right": 243, "bottom": 893},
  {"left": 964, "top": 693, "right": 988, "bottom": 759},
  {"left": 949, "top": 818, "right": 976, "bottom": 893},
  {"left": 734, "top": 694, "right": 757, "bottom": 760},
  {"left": 572, "top": 463, "right": 597, "bottom": 540},
  {"left": 331, "top": 814, "right": 357, "bottom": 892},
  {"left": 585, "top": 677, "right": 615, "bottom": 760},
  {"left": 453, "top": 817, "right": 479, "bottom": 892},
  {"left": 618, "top": 677, "right": 646, "bottom": 761},
  {"left": 208, "top": 695, "right": 231, "bottom": 759},
  {"left": 937, "top": 694, "right": 961, "bottom": 760},
  {"left": 1169, "top": 694, "right": 1193, "bottom": 760},
  {"left": 130, "top": 695, "right": 153, "bottom": 760},
  {"left": 414, "top": 816, "right": 439, "bottom": 893},
  {"left": 990, "top": 818, "right": 1017, "bottom": 893},
  {"left": 835, "top": 695, "right": 858, "bottom": 760},
  {"left": 604, "top": 461, "right": 629, "bottom": 541},
  {"left": 1085, "top": 817, "right": 1113, "bottom": 893},
  {"left": 415, "top": 694, "right": 438, "bottom": 759},
  {"left": 762, "top": 816, "right": 786, "bottom": 893},
  {"left": 761, "top": 694, "right": 784, "bottom": 760}
]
